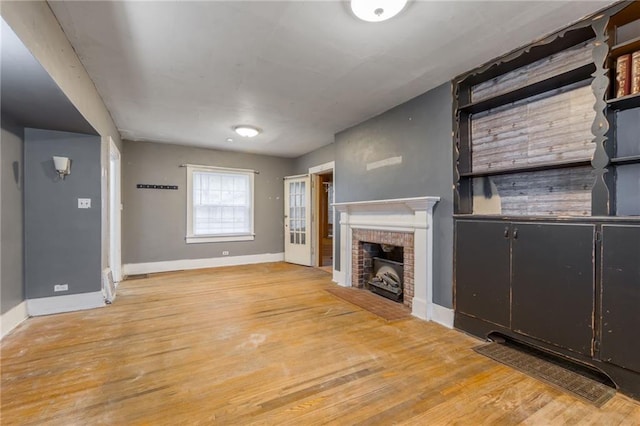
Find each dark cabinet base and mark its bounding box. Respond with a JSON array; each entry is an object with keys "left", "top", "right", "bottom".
[
  {"left": 601, "top": 225, "right": 640, "bottom": 373},
  {"left": 455, "top": 312, "right": 640, "bottom": 400},
  {"left": 511, "top": 223, "right": 595, "bottom": 356}
]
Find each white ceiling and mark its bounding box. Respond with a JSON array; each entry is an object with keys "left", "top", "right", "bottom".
[
  {"left": 1, "top": 18, "right": 96, "bottom": 135},
  {"left": 48, "top": 0, "right": 613, "bottom": 158}
]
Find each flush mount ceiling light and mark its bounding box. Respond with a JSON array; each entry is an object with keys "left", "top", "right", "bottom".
[
  {"left": 350, "top": 0, "right": 408, "bottom": 22},
  {"left": 233, "top": 125, "right": 261, "bottom": 138}
]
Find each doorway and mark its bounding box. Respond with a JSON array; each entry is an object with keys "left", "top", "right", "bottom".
[
  {"left": 308, "top": 161, "right": 335, "bottom": 273},
  {"left": 314, "top": 172, "right": 333, "bottom": 269}
]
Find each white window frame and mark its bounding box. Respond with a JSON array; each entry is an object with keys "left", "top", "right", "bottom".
[{"left": 186, "top": 164, "right": 255, "bottom": 244}]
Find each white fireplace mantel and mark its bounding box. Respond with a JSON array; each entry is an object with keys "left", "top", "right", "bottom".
[
  {"left": 333, "top": 196, "right": 440, "bottom": 215},
  {"left": 333, "top": 196, "right": 453, "bottom": 328}
]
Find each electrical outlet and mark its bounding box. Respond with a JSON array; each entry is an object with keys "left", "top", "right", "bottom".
[
  {"left": 54, "top": 284, "right": 69, "bottom": 292},
  {"left": 78, "top": 198, "right": 91, "bottom": 209},
  {"left": 222, "top": 250, "right": 230, "bottom": 256}
]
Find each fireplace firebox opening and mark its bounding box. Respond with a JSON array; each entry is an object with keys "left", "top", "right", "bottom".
[
  {"left": 368, "top": 257, "right": 404, "bottom": 302},
  {"left": 359, "top": 241, "right": 406, "bottom": 303}
]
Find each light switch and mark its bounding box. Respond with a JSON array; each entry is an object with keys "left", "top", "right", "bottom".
[{"left": 78, "top": 198, "right": 91, "bottom": 209}]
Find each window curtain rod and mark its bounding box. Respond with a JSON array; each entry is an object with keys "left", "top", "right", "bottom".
[{"left": 179, "top": 164, "right": 259, "bottom": 174}]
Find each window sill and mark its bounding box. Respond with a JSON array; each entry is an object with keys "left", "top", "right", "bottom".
[{"left": 186, "top": 234, "right": 255, "bottom": 244}]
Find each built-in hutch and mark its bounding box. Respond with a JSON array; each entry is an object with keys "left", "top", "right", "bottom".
[{"left": 452, "top": 1, "right": 640, "bottom": 399}]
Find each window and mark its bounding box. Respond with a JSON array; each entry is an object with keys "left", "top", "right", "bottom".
[{"left": 186, "top": 165, "right": 255, "bottom": 243}]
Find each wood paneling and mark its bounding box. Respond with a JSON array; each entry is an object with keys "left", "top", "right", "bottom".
[
  {"left": 472, "top": 40, "right": 594, "bottom": 102},
  {"left": 471, "top": 85, "right": 596, "bottom": 174},
  {"left": 473, "top": 166, "right": 593, "bottom": 216},
  {"left": 2, "top": 263, "right": 639, "bottom": 424}
]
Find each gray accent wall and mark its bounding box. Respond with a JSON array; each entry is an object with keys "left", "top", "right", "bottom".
[
  {"left": 122, "top": 141, "right": 294, "bottom": 264},
  {"left": 24, "top": 128, "right": 102, "bottom": 299},
  {"left": 1, "top": 115, "right": 25, "bottom": 313},
  {"left": 333, "top": 83, "right": 454, "bottom": 308}
]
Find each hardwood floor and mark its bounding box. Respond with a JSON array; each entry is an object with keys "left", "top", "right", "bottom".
[{"left": 2, "top": 262, "right": 639, "bottom": 425}]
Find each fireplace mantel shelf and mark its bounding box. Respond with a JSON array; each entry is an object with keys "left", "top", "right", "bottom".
[{"left": 333, "top": 196, "right": 440, "bottom": 214}]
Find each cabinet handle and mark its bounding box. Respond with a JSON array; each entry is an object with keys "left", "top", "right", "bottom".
[
  {"left": 504, "top": 227, "right": 510, "bottom": 238},
  {"left": 513, "top": 229, "right": 519, "bottom": 239}
]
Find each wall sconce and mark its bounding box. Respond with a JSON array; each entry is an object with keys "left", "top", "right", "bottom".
[{"left": 53, "top": 156, "right": 71, "bottom": 180}]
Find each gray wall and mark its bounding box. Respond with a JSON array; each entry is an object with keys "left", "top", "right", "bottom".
[
  {"left": 292, "top": 142, "right": 336, "bottom": 174},
  {"left": 24, "top": 128, "right": 102, "bottom": 299},
  {"left": 1, "top": 115, "right": 25, "bottom": 313},
  {"left": 333, "top": 83, "right": 454, "bottom": 307},
  {"left": 122, "top": 141, "right": 294, "bottom": 264}
]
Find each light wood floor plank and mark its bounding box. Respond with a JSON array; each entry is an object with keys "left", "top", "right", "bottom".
[{"left": 1, "top": 262, "right": 639, "bottom": 424}]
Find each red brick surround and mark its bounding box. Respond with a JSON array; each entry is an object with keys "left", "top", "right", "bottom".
[{"left": 351, "top": 229, "right": 414, "bottom": 308}]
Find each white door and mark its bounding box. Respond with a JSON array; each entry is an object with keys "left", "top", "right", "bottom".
[{"left": 284, "top": 175, "right": 312, "bottom": 266}]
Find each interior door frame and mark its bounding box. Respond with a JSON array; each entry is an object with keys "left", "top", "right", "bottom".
[
  {"left": 308, "top": 161, "right": 335, "bottom": 268},
  {"left": 109, "top": 138, "right": 122, "bottom": 283}
]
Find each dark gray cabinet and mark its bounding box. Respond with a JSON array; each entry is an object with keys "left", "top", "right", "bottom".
[
  {"left": 455, "top": 221, "right": 511, "bottom": 327},
  {"left": 455, "top": 221, "right": 595, "bottom": 356},
  {"left": 600, "top": 225, "right": 640, "bottom": 373},
  {"left": 511, "top": 223, "right": 595, "bottom": 356},
  {"left": 454, "top": 219, "right": 640, "bottom": 397}
]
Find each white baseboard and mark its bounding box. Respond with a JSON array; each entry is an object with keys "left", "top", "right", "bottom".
[
  {"left": 27, "top": 291, "right": 105, "bottom": 317},
  {"left": 123, "top": 252, "right": 285, "bottom": 276},
  {"left": 411, "top": 297, "right": 429, "bottom": 321},
  {"left": 431, "top": 303, "right": 454, "bottom": 329},
  {"left": 1, "top": 301, "right": 28, "bottom": 339},
  {"left": 411, "top": 299, "right": 454, "bottom": 328}
]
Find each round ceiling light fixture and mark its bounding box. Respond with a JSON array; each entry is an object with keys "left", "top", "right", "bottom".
[
  {"left": 350, "top": 0, "right": 408, "bottom": 22},
  {"left": 233, "top": 125, "right": 261, "bottom": 138}
]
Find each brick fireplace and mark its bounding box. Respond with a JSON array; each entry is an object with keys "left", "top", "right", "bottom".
[
  {"left": 333, "top": 197, "right": 440, "bottom": 321},
  {"left": 352, "top": 229, "right": 414, "bottom": 308}
]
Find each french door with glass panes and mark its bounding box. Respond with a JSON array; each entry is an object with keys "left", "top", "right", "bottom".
[{"left": 284, "top": 175, "right": 312, "bottom": 266}]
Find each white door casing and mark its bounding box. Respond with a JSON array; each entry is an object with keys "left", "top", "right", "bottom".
[
  {"left": 284, "top": 174, "right": 312, "bottom": 266},
  {"left": 308, "top": 161, "right": 335, "bottom": 268},
  {"left": 109, "top": 138, "right": 122, "bottom": 283}
]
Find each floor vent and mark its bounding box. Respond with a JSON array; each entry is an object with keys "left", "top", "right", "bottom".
[{"left": 474, "top": 341, "right": 616, "bottom": 407}]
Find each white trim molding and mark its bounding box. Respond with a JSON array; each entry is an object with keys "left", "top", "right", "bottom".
[
  {"left": 27, "top": 292, "right": 105, "bottom": 317},
  {"left": 334, "top": 196, "right": 443, "bottom": 323},
  {"left": 432, "top": 304, "right": 454, "bottom": 329},
  {"left": 308, "top": 161, "right": 335, "bottom": 175},
  {"left": 186, "top": 234, "right": 255, "bottom": 244},
  {"left": 332, "top": 267, "right": 347, "bottom": 288},
  {"left": 123, "top": 252, "right": 285, "bottom": 276},
  {"left": 1, "top": 301, "right": 29, "bottom": 339}
]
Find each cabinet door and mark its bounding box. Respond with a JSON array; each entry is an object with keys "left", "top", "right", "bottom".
[
  {"left": 511, "top": 223, "right": 595, "bottom": 355},
  {"left": 600, "top": 225, "right": 640, "bottom": 373},
  {"left": 455, "top": 220, "right": 511, "bottom": 327}
]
